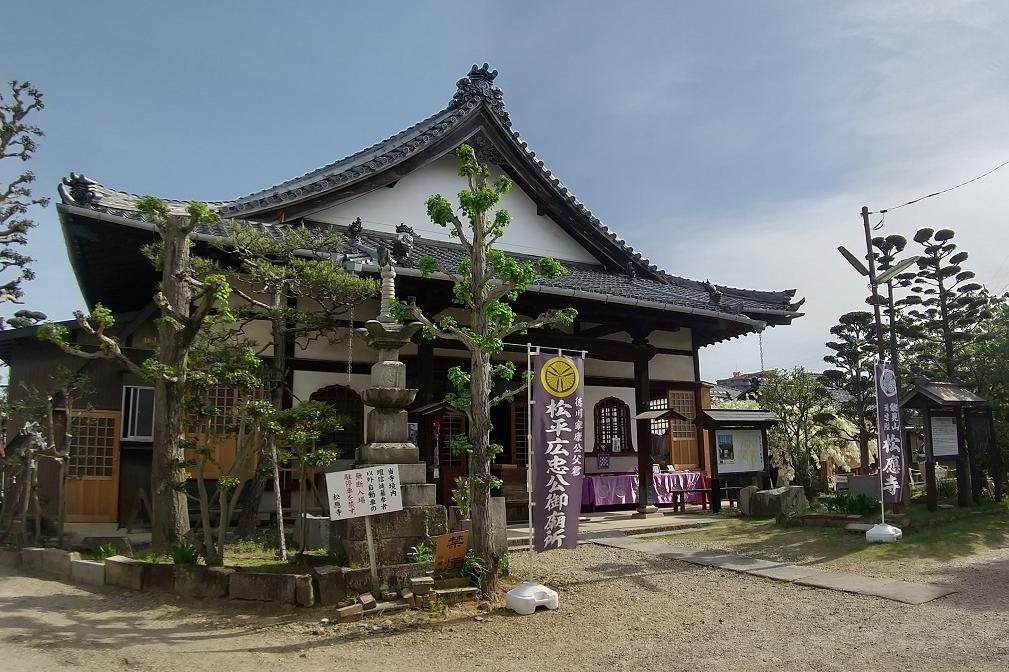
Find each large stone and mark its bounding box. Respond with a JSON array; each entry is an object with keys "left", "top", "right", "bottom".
[
  {"left": 390, "top": 462, "right": 427, "bottom": 485},
  {"left": 343, "top": 537, "right": 419, "bottom": 567},
  {"left": 311, "top": 561, "right": 435, "bottom": 606},
  {"left": 294, "top": 514, "right": 330, "bottom": 551},
  {"left": 402, "top": 483, "right": 437, "bottom": 506},
  {"left": 490, "top": 496, "right": 508, "bottom": 557},
  {"left": 143, "top": 563, "right": 176, "bottom": 592},
  {"left": 229, "top": 572, "right": 302, "bottom": 604},
  {"left": 80, "top": 536, "right": 133, "bottom": 556},
  {"left": 367, "top": 408, "right": 411, "bottom": 443},
  {"left": 0, "top": 548, "right": 22, "bottom": 568},
  {"left": 356, "top": 442, "right": 419, "bottom": 464},
  {"left": 70, "top": 559, "right": 106, "bottom": 587},
  {"left": 42, "top": 548, "right": 80, "bottom": 580},
  {"left": 311, "top": 565, "right": 348, "bottom": 606},
  {"left": 750, "top": 486, "right": 808, "bottom": 517},
  {"left": 738, "top": 485, "right": 760, "bottom": 516},
  {"left": 105, "top": 556, "right": 144, "bottom": 591},
  {"left": 339, "top": 505, "right": 447, "bottom": 542},
  {"left": 21, "top": 547, "right": 45, "bottom": 572},
  {"left": 174, "top": 565, "right": 233, "bottom": 599},
  {"left": 295, "top": 574, "right": 314, "bottom": 607}
]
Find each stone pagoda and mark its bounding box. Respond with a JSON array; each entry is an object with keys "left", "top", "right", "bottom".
[{"left": 330, "top": 261, "right": 448, "bottom": 565}]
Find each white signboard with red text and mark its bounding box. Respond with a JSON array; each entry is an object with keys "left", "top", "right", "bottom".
[{"left": 326, "top": 465, "right": 403, "bottom": 521}]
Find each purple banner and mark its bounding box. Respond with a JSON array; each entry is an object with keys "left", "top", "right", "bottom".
[
  {"left": 875, "top": 360, "right": 905, "bottom": 504},
  {"left": 532, "top": 353, "right": 585, "bottom": 551}
]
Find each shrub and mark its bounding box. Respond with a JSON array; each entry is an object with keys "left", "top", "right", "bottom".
[
  {"left": 91, "top": 542, "right": 120, "bottom": 562},
  {"left": 938, "top": 478, "right": 958, "bottom": 501},
  {"left": 407, "top": 542, "right": 434, "bottom": 563},
  {"left": 170, "top": 538, "right": 200, "bottom": 564},
  {"left": 822, "top": 491, "right": 878, "bottom": 516}
]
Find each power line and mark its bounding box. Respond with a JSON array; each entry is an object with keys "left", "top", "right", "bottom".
[{"left": 869, "top": 158, "right": 1009, "bottom": 214}]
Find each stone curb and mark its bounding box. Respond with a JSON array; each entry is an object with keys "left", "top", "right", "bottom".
[{"left": 591, "top": 536, "right": 956, "bottom": 604}]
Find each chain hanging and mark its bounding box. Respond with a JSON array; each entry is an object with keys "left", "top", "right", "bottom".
[{"left": 346, "top": 305, "right": 354, "bottom": 387}]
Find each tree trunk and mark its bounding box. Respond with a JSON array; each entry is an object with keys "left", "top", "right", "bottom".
[
  {"left": 469, "top": 347, "right": 499, "bottom": 594},
  {"left": 150, "top": 224, "right": 195, "bottom": 552},
  {"left": 57, "top": 459, "right": 66, "bottom": 549},
  {"left": 151, "top": 377, "right": 191, "bottom": 551},
  {"left": 269, "top": 437, "right": 288, "bottom": 560}
]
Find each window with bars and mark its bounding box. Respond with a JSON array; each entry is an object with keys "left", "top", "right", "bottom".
[
  {"left": 68, "top": 415, "right": 117, "bottom": 478},
  {"left": 668, "top": 390, "right": 697, "bottom": 438},
  {"left": 438, "top": 412, "right": 467, "bottom": 466},
  {"left": 594, "top": 397, "right": 633, "bottom": 452},
  {"left": 649, "top": 397, "right": 671, "bottom": 465},
  {"left": 512, "top": 402, "right": 528, "bottom": 467}
]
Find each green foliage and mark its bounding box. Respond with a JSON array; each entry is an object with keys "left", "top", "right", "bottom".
[
  {"left": 0, "top": 81, "right": 47, "bottom": 324},
  {"left": 938, "top": 478, "right": 958, "bottom": 501},
  {"left": 170, "top": 538, "right": 201, "bottom": 564},
  {"left": 91, "top": 543, "right": 120, "bottom": 562},
  {"left": 757, "top": 368, "right": 845, "bottom": 495},
  {"left": 462, "top": 549, "right": 486, "bottom": 594},
  {"left": 822, "top": 491, "right": 878, "bottom": 516},
  {"left": 451, "top": 476, "right": 474, "bottom": 518},
  {"left": 407, "top": 542, "right": 435, "bottom": 563}
]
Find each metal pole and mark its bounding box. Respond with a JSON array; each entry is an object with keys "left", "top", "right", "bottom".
[
  {"left": 862, "top": 206, "right": 888, "bottom": 525},
  {"left": 526, "top": 343, "right": 536, "bottom": 580}
]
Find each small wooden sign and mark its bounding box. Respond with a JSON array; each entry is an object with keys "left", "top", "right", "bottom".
[{"left": 434, "top": 530, "right": 469, "bottom": 574}]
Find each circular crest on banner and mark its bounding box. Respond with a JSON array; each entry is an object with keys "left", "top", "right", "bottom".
[{"left": 540, "top": 356, "right": 579, "bottom": 397}]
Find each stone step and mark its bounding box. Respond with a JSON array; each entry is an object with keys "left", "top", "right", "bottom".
[
  {"left": 433, "top": 586, "right": 479, "bottom": 604},
  {"left": 402, "top": 483, "right": 437, "bottom": 506}
]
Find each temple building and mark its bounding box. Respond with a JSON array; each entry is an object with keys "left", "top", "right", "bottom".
[{"left": 0, "top": 64, "right": 802, "bottom": 525}]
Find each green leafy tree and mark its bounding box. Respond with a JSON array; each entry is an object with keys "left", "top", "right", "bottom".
[
  {"left": 5, "top": 368, "right": 91, "bottom": 546},
  {"left": 822, "top": 311, "right": 877, "bottom": 473},
  {"left": 272, "top": 400, "right": 343, "bottom": 556},
  {"left": 896, "top": 228, "right": 993, "bottom": 381},
  {"left": 1, "top": 80, "right": 48, "bottom": 327},
  {"left": 40, "top": 197, "right": 232, "bottom": 550},
  {"left": 182, "top": 338, "right": 272, "bottom": 566},
  {"left": 219, "top": 221, "right": 377, "bottom": 558},
  {"left": 390, "top": 145, "right": 576, "bottom": 592},
  {"left": 757, "top": 368, "right": 840, "bottom": 495}
]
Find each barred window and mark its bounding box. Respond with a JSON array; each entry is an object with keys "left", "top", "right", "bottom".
[
  {"left": 68, "top": 415, "right": 117, "bottom": 478},
  {"left": 594, "top": 397, "right": 633, "bottom": 452},
  {"left": 668, "top": 390, "right": 697, "bottom": 439}
]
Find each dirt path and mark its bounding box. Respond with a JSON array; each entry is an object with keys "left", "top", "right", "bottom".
[{"left": 1, "top": 543, "right": 1008, "bottom": 672}]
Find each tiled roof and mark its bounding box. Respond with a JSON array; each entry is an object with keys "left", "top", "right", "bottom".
[{"left": 55, "top": 64, "right": 803, "bottom": 324}]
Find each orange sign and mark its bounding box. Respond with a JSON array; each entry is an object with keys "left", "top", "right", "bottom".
[{"left": 434, "top": 530, "right": 469, "bottom": 573}]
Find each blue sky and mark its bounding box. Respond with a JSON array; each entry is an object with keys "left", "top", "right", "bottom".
[{"left": 4, "top": 1, "right": 1009, "bottom": 379}]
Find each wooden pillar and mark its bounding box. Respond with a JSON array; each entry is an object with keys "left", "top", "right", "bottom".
[
  {"left": 708, "top": 426, "right": 721, "bottom": 513},
  {"left": 632, "top": 354, "right": 658, "bottom": 516},
  {"left": 923, "top": 407, "right": 938, "bottom": 512},
  {"left": 955, "top": 409, "right": 973, "bottom": 507},
  {"left": 417, "top": 340, "right": 435, "bottom": 404}
]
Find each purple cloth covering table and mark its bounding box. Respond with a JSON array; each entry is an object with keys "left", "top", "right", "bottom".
[{"left": 581, "top": 471, "right": 708, "bottom": 508}]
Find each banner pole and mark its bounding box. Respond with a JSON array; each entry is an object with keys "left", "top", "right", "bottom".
[
  {"left": 526, "top": 343, "right": 535, "bottom": 579},
  {"left": 876, "top": 360, "right": 886, "bottom": 526}
]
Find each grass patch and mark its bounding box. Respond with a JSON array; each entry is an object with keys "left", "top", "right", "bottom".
[{"left": 662, "top": 500, "right": 1009, "bottom": 568}]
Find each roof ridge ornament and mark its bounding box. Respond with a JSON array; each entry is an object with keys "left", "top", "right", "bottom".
[
  {"left": 451, "top": 63, "right": 511, "bottom": 126},
  {"left": 58, "top": 172, "right": 100, "bottom": 206}
]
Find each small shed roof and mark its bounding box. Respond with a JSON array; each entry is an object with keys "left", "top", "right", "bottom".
[
  {"left": 696, "top": 409, "right": 780, "bottom": 427},
  {"left": 635, "top": 408, "right": 688, "bottom": 421},
  {"left": 899, "top": 380, "right": 987, "bottom": 409}
]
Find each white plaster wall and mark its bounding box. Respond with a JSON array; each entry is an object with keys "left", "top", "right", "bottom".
[
  {"left": 585, "top": 359, "right": 633, "bottom": 378},
  {"left": 582, "top": 385, "right": 638, "bottom": 452},
  {"left": 649, "top": 354, "right": 695, "bottom": 382},
  {"left": 650, "top": 329, "right": 692, "bottom": 350},
  {"left": 311, "top": 155, "right": 597, "bottom": 263}
]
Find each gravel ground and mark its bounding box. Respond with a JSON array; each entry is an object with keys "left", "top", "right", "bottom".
[{"left": 1, "top": 542, "right": 1008, "bottom": 672}]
